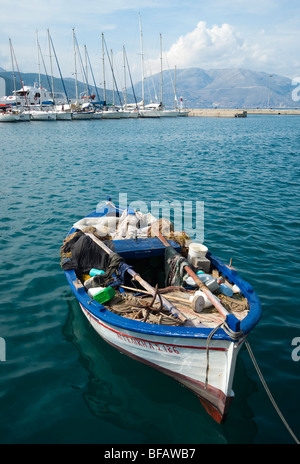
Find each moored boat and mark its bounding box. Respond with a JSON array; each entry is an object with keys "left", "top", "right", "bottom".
[
  {"left": 178, "top": 109, "right": 189, "bottom": 117},
  {"left": 55, "top": 109, "right": 72, "bottom": 120},
  {"left": 139, "top": 104, "right": 161, "bottom": 118},
  {"left": 101, "top": 108, "right": 121, "bottom": 119},
  {"left": 71, "top": 110, "right": 94, "bottom": 120},
  {"left": 18, "top": 110, "right": 31, "bottom": 121},
  {"left": 119, "top": 109, "right": 138, "bottom": 118},
  {"left": 159, "top": 109, "right": 179, "bottom": 117},
  {"left": 0, "top": 83, "right": 67, "bottom": 109},
  {"left": 92, "top": 110, "right": 103, "bottom": 119},
  {"left": 0, "top": 106, "right": 20, "bottom": 122},
  {"left": 61, "top": 197, "right": 261, "bottom": 423},
  {"left": 30, "top": 109, "right": 57, "bottom": 120}
]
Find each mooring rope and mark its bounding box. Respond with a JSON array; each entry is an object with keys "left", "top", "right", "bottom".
[
  {"left": 245, "top": 339, "right": 299, "bottom": 445},
  {"left": 205, "top": 322, "right": 224, "bottom": 389}
]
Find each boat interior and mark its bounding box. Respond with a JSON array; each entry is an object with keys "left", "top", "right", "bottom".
[{"left": 61, "top": 208, "right": 250, "bottom": 329}]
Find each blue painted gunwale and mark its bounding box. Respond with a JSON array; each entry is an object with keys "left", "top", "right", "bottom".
[{"left": 64, "top": 203, "right": 261, "bottom": 341}]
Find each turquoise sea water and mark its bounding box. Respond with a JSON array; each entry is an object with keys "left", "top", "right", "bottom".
[{"left": 0, "top": 115, "right": 299, "bottom": 445}]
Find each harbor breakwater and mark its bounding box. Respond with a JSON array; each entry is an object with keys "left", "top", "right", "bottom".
[{"left": 188, "top": 108, "right": 300, "bottom": 117}]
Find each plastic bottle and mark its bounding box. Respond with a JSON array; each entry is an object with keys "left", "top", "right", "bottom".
[
  {"left": 196, "top": 274, "right": 221, "bottom": 293},
  {"left": 185, "top": 270, "right": 205, "bottom": 287},
  {"left": 218, "top": 283, "right": 234, "bottom": 297},
  {"left": 89, "top": 268, "right": 105, "bottom": 277},
  {"left": 87, "top": 286, "right": 116, "bottom": 304},
  {"left": 87, "top": 286, "right": 105, "bottom": 298}
]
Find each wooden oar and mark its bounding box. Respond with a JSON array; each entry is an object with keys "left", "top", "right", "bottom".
[
  {"left": 120, "top": 285, "right": 192, "bottom": 304},
  {"left": 156, "top": 232, "right": 241, "bottom": 330},
  {"left": 84, "top": 233, "right": 187, "bottom": 323}
]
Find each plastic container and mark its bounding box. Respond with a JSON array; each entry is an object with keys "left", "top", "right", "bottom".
[
  {"left": 185, "top": 270, "right": 206, "bottom": 287},
  {"left": 189, "top": 294, "right": 206, "bottom": 313},
  {"left": 193, "top": 290, "right": 214, "bottom": 309},
  {"left": 87, "top": 286, "right": 105, "bottom": 298},
  {"left": 188, "top": 242, "right": 208, "bottom": 264},
  {"left": 89, "top": 268, "right": 105, "bottom": 277},
  {"left": 219, "top": 283, "right": 234, "bottom": 297},
  {"left": 88, "top": 286, "right": 116, "bottom": 304},
  {"left": 84, "top": 276, "right": 96, "bottom": 290},
  {"left": 232, "top": 284, "right": 241, "bottom": 294},
  {"left": 197, "top": 274, "right": 220, "bottom": 293}
]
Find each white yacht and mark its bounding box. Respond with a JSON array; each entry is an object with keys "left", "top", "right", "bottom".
[
  {"left": 0, "top": 108, "right": 20, "bottom": 122},
  {"left": 18, "top": 110, "right": 31, "bottom": 121},
  {"left": 0, "top": 83, "right": 67, "bottom": 109},
  {"left": 55, "top": 105, "right": 72, "bottom": 120},
  {"left": 30, "top": 109, "right": 57, "bottom": 121},
  {"left": 139, "top": 102, "right": 160, "bottom": 118},
  {"left": 101, "top": 107, "right": 121, "bottom": 119}
]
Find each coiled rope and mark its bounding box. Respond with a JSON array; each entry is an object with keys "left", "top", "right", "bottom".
[{"left": 245, "top": 339, "right": 299, "bottom": 445}]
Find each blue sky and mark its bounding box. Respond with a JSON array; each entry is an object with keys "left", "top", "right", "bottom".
[{"left": 0, "top": 0, "right": 299, "bottom": 85}]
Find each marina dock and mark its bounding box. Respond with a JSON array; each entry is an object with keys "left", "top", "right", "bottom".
[
  {"left": 188, "top": 109, "right": 247, "bottom": 118},
  {"left": 187, "top": 108, "right": 300, "bottom": 117}
]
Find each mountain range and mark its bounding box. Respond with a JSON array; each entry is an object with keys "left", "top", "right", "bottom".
[{"left": 0, "top": 67, "right": 297, "bottom": 108}]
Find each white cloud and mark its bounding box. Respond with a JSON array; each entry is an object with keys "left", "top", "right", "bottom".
[
  {"left": 142, "top": 20, "right": 299, "bottom": 79},
  {"left": 163, "top": 22, "right": 266, "bottom": 70},
  {"left": 0, "top": 3, "right": 299, "bottom": 83}
]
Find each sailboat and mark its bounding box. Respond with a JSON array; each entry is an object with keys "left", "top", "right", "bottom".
[
  {"left": 30, "top": 31, "right": 57, "bottom": 121},
  {"left": 117, "top": 46, "right": 137, "bottom": 118},
  {"left": 157, "top": 34, "right": 179, "bottom": 117},
  {"left": 119, "top": 46, "right": 139, "bottom": 118},
  {"left": 0, "top": 105, "right": 20, "bottom": 122},
  {"left": 71, "top": 29, "right": 94, "bottom": 120},
  {"left": 5, "top": 39, "right": 30, "bottom": 121},
  {"left": 138, "top": 15, "right": 160, "bottom": 118},
  {"left": 81, "top": 45, "right": 103, "bottom": 120},
  {"left": 100, "top": 34, "right": 121, "bottom": 119},
  {"left": 46, "top": 30, "right": 71, "bottom": 120}
]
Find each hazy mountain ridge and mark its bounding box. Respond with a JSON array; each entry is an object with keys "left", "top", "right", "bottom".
[
  {"left": 145, "top": 68, "right": 297, "bottom": 108},
  {"left": 0, "top": 67, "right": 297, "bottom": 108}
]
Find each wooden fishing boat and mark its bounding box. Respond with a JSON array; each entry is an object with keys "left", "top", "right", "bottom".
[{"left": 61, "top": 197, "right": 261, "bottom": 423}]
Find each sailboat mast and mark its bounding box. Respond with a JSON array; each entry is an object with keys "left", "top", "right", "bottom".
[
  {"left": 73, "top": 33, "right": 92, "bottom": 103},
  {"left": 123, "top": 45, "right": 127, "bottom": 108},
  {"left": 48, "top": 30, "right": 70, "bottom": 104},
  {"left": 139, "top": 14, "right": 145, "bottom": 106},
  {"left": 72, "top": 28, "right": 78, "bottom": 103},
  {"left": 102, "top": 36, "right": 122, "bottom": 107},
  {"left": 84, "top": 45, "right": 89, "bottom": 102},
  {"left": 36, "top": 30, "right": 41, "bottom": 91},
  {"left": 47, "top": 29, "right": 55, "bottom": 104},
  {"left": 124, "top": 46, "right": 139, "bottom": 111},
  {"left": 9, "top": 39, "right": 29, "bottom": 107},
  {"left": 101, "top": 33, "right": 106, "bottom": 105},
  {"left": 175, "top": 65, "right": 177, "bottom": 109},
  {"left": 111, "top": 50, "right": 115, "bottom": 108},
  {"left": 160, "top": 33, "right": 163, "bottom": 106},
  {"left": 85, "top": 46, "right": 101, "bottom": 106},
  {"left": 9, "top": 39, "right": 17, "bottom": 110}
]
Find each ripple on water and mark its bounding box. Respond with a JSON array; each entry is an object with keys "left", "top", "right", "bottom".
[{"left": 0, "top": 116, "right": 300, "bottom": 444}]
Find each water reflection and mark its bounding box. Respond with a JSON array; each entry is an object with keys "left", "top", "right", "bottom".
[{"left": 62, "top": 295, "right": 258, "bottom": 444}]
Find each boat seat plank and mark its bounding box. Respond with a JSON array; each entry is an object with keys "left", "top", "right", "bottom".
[{"left": 112, "top": 237, "right": 181, "bottom": 259}]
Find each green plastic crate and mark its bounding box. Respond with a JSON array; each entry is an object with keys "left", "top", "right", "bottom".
[{"left": 93, "top": 286, "right": 116, "bottom": 304}]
